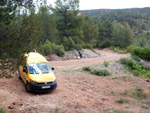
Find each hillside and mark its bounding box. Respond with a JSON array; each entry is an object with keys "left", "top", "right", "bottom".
[
  {"left": 80, "top": 7, "right": 150, "bottom": 17},
  {"left": 80, "top": 7, "right": 150, "bottom": 33}
]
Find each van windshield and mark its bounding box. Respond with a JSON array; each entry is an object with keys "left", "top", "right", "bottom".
[{"left": 28, "top": 63, "right": 52, "bottom": 74}]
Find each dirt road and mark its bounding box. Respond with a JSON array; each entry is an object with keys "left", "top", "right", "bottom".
[
  {"left": 0, "top": 49, "right": 150, "bottom": 113},
  {"left": 50, "top": 49, "right": 129, "bottom": 68}
]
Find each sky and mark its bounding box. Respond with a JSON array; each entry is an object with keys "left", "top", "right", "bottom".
[{"left": 48, "top": 0, "right": 150, "bottom": 10}]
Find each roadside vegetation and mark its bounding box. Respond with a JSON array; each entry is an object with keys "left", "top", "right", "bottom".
[
  {"left": 119, "top": 57, "right": 150, "bottom": 79},
  {"left": 82, "top": 66, "right": 110, "bottom": 76}
]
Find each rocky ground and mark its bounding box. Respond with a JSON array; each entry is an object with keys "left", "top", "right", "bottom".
[
  {"left": 0, "top": 49, "right": 150, "bottom": 113},
  {"left": 45, "top": 49, "right": 100, "bottom": 61}
]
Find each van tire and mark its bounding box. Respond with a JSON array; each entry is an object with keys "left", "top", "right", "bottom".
[{"left": 25, "top": 83, "right": 30, "bottom": 92}]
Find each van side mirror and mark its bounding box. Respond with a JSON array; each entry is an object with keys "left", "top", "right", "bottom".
[
  {"left": 23, "top": 67, "right": 27, "bottom": 73},
  {"left": 51, "top": 67, "right": 54, "bottom": 71}
]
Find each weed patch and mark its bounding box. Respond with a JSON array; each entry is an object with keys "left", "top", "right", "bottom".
[
  {"left": 82, "top": 66, "right": 110, "bottom": 76},
  {"left": 141, "top": 105, "right": 149, "bottom": 109},
  {"left": 82, "top": 66, "right": 91, "bottom": 71},
  {"left": 103, "top": 61, "right": 109, "bottom": 67},
  {"left": 115, "top": 98, "right": 128, "bottom": 104},
  {"left": 0, "top": 108, "right": 6, "bottom": 113},
  {"left": 130, "top": 88, "right": 147, "bottom": 100},
  {"left": 91, "top": 69, "right": 110, "bottom": 76},
  {"left": 121, "top": 88, "right": 147, "bottom": 100},
  {"left": 109, "top": 47, "right": 128, "bottom": 54}
]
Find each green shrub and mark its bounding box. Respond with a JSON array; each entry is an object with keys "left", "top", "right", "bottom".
[
  {"left": 99, "top": 39, "right": 113, "bottom": 48},
  {"left": 40, "top": 40, "right": 52, "bottom": 55},
  {"left": 141, "top": 105, "right": 149, "bottom": 109},
  {"left": 55, "top": 45, "right": 65, "bottom": 57},
  {"left": 131, "top": 61, "right": 145, "bottom": 71},
  {"left": 91, "top": 69, "right": 110, "bottom": 76},
  {"left": 131, "top": 46, "right": 150, "bottom": 61},
  {"left": 140, "top": 47, "right": 150, "bottom": 61},
  {"left": 103, "top": 61, "right": 109, "bottom": 67},
  {"left": 39, "top": 40, "right": 65, "bottom": 57},
  {"left": 120, "top": 58, "right": 145, "bottom": 75},
  {"left": 130, "top": 88, "right": 147, "bottom": 100},
  {"left": 127, "top": 45, "right": 136, "bottom": 53},
  {"left": 131, "top": 55, "right": 141, "bottom": 61},
  {"left": 63, "top": 36, "right": 75, "bottom": 51},
  {"left": 83, "top": 43, "right": 93, "bottom": 50},
  {"left": 133, "top": 70, "right": 141, "bottom": 76},
  {"left": 121, "top": 88, "right": 147, "bottom": 100},
  {"left": 74, "top": 44, "right": 83, "bottom": 50},
  {"left": 110, "top": 47, "right": 128, "bottom": 54},
  {"left": 82, "top": 66, "right": 91, "bottom": 71},
  {"left": 0, "top": 108, "right": 6, "bottom": 113},
  {"left": 119, "top": 58, "right": 133, "bottom": 67},
  {"left": 115, "top": 98, "right": 128, "bottom": 104}
]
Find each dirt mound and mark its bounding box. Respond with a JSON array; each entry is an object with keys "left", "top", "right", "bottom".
[
  {"left": 45, "top": 54, "right": 62, "bottom": 61},
  {"left": 46, "top": 49, "right": 100, "bottom": 61},
  {"left": 63, "top": 49, "right": 99, "bottom": 60},
  {"left": 102, "top": 48, "right": 112, "bottom": 52}
]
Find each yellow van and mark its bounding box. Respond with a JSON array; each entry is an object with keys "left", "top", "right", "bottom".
[{"left": 18, "top": 52, "right": 57, "bottom": 92}]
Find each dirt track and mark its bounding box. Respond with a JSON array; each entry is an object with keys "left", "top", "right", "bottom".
[
  {"left": 50, "top": 49, "right": 129, "bottom": 68},
  {"left": 0, "top": 49, "right": 150, "bottom": 113}
]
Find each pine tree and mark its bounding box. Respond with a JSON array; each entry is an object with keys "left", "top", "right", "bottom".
[
  {"left": 112, "top": 21, "right": 134, "bottom": 48},
  {"left": 53, "top": 0, "right": 84, "bottom": 45},
  {"left": 82, "top": 16, "right": 98, "bottom": 44}
]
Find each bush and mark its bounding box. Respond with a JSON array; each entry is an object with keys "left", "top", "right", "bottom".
[
  {"left": 74, "top": 44, "right": 83, "bottom": 50},
  {"left": 120, "top": 58, "right": 145, "bottom": 72},
  {"left": 99, "top": 39, "right": 113, "bottom": 48},
  {"left": 131, "top": 46, "right": 150, "bottom": 61},
  {"left": 110, "top": 47, "right": 128, "bottom": 54},
  {"left": 131, "top": 46, "right": 142, "bottom": 57},
  {"left": 0, "top": 108, "right": 6, "bottom": 113},
  {"left": 133, "top": 70, "right": 141, "bottom": 76},
  {"left": 38, "top": 40, "right": 65, "bottom": 57},
  {"left": 120, "top": 58, "right": 133, "bottom": 67},
  {"left": 39, "top": 40, "right": 52, "bottom": 56},
  {"left": 83, "top": 66, "right": 110, "bottom": 76},
  {"left": 115, "top": 98, "right": 128, "bottom": 104},
  {"left": 131, "top": 88, "right": 147, "bottom": 100},
  {"left": 140, "top": 47, "right": 150, "bottom": 61},
  {"left": 132, "top": 61, "right": 145, "bottom": 71},
  {"left": 82, "top": 66, "right": 91, "bottom": 71},
  {"left": 91, "top": 69, "right": 110, "bottom": 76},
  {"left": 131, "top": 55, "right": 141, "bottom": 61},
  {"left": 127, "top": 45, "right": 136, "bottom": 53},
  {"left": 63, "top": 36, "right": 75, "bottom": 51},
  {"left": 83, "top": 43, "right": 93, "bottom": 50},
  {"left": 103, "top": 61, "right": 109, "bottom": 67},
  {"left": 55, "top": 45, "right": 65, "bottom": 57}
]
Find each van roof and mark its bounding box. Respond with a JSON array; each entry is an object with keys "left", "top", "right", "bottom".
[{"left": 26, "top": 52, "right": 47, "bottom": 63}]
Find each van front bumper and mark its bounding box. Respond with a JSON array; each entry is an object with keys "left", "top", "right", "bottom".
[{"left": 28, "top": 80, "right": 57, "bottom": 93}]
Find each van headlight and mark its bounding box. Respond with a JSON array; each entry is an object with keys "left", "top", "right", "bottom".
[
  {"left": 53, "top": 79, "right": 56, "bottom": 83},
  {"left": 30, "top": 80, "right": 37, "bottom": 85}
]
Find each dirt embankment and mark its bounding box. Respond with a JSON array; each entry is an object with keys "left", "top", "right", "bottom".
[{"left": 0, "top": 49, "right": 150, "bottom": 113}]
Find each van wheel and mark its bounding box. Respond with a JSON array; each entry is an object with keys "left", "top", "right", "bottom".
[
  {"left": 18, "top": 70, "right": 22, "bottom": 80},
  {"left": 25, "top": 83, "right": 30, "bottom": 92}
]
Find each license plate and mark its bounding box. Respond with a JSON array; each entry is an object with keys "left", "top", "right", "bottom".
[{"left": 42, "top": 86, "right": 50, "bottom": 89}]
